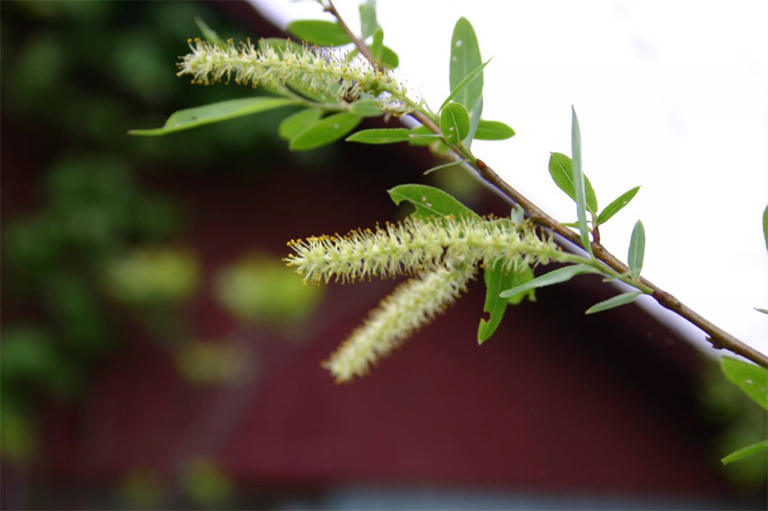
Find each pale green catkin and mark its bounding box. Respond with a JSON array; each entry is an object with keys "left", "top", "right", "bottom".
[
  {"left": 323, "top": 266, "right": 475, "bottom": 382},
  {"left": 177, "top": 38, "right": 411, "bottom": 114},
  {"left": 285, "top": 215, "right": 567, "bottom": 284}
]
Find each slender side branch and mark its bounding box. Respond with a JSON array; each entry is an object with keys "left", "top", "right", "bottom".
[{"left": 325, "top": 2, "right": 768, "bottom": 368}]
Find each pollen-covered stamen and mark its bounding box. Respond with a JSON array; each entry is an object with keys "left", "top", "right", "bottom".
[{"left": 284, "top": 215, "right": 567, "bottom": 284}]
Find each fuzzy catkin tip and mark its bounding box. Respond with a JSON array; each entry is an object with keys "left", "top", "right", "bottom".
[{"left": 323, "top": 266, "right": 475, "bottom": 382}]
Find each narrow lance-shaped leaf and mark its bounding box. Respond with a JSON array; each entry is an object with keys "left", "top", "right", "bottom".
[
  {"left": 286, "top": 20, "right": 352, "bottom": 46},
  {"left": 596, "top": 186, "right": 640, "bottom": 226},
  {"left": 721, "top": 440, "right": 768, "bottom": 465},
  {"left": 755, "top": 307, "right": 768, "bottom": 315},
  {"left": 500, "top": 263, "right": 597, "bottom": 298},
  {"left": 289, "top": 112, "right": 363, "bottom": 151},
  {"left": 388, "top": 184, "right": 479, "bottom": 219},
  {"left": 346, "top": 128, "right": 411, "bottom": 145},
  {"left": 762, "top": 204, "right": 768, "bottom": 253},
  {"left": 194, "top": 17, "right": 226, "bottom": 48},
  {"left": 571, "top": 107, "right": 593, "bottom": 256},
  {"left": 548, "top": 152, "right": 598, "bottom": 214},
  {"left": 449, "top": 17, "right": 483, "bottom": 113},
  {"left": 465, "top": 96, "right": 483, "bottom": 147},
  {"left": 440, "top": 102, "right": 470, "bottom": 145},
  {"left": 370, "top": 28, "right": 384, "bottom": 62},
  {"left": 440, "top": 60, "right": 490, "bottom": 112},
  {"left": 359, "top": 0, "right": 379, "bottom": 39},
  {"left": 129, "top": 97, "right": 297, "bottom": 136},
  {"left": 479, "top": 262, "right": 528, "bottom": 344},
  {"left": 628, "top": 220, "right": 645, "bottom": 279},
  {"left": 585, "top": 291, "right": 642, "bottom": 315},
  {"left": 278, "top": 108, "right": 323, "bottom": 140},
  {"left": 721, "top": 357, "right": 768, "bottom": 410},
  {"left": 475, "top": 120, "right": 515, "bottom": 141}
]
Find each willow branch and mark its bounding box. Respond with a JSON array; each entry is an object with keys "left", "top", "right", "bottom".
[{"left": 324, "top": 1, "right": 768, "bottom": 368}]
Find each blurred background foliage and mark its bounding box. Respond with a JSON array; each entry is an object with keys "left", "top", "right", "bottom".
[{"left": 1, "top": 1, "right": 323, "bottom": 506}]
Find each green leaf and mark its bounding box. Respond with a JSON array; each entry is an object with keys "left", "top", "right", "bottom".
[
  {"left": 475, "top": 120, "right": 515, "bottom": 140},
  {"left": 359, "top": 0, "right": 379, "bottom": 39},
  {"left": 380, "top": 46, "right": 399, "bottom": 68},
  {"left": 548, "top": 152, "right": 598, "bottom": 214},
  {"left": 370, "top": 28, "right": 384, "bottom": 62},
  {"left": 388, "top": 184, "right": 479, "bottom": 219},
  {"left": 500, "top": 263, "right": 597, "bottom": 298},
  {"left": 349, "top": 98, "right": 383, "bottom": 117},
  {"left": 478, "top": 262, "right": 531, "bottom": 344},
  {"left": 628, "top": 220, "right": 645, "bottom": 279},
  {"left": 129, "top": 97, "right": 297, "bottom": 136},
  {"left": 194, "top": 17, "right": 225, "bottom": 48},
  {"left": 346, "top": 128, "right": 411, "bottom": 144},
  {"left": 571, "top": 107, "right": 593, "bottom": 256},
  {"left": 278, "top": 108, "right": 323, "bottom": 141},
  {"left": 596, "top": 186, "right": 640, "bottom": 226},
  {"left": 289, "top": 112, "right": 363, "bottom": 151},
  {"left": 407, "top": 125, "right": 440, "bottom": 147},
  {"left": 286, "top": 20, "right": 352, "bottom": 46},
  {"left": 763, "top": 204, "right": 768, "bottom": 253},
  {"left": 721, "top": 357, "right": 768, "bottom": 410},
  {"left": 585, "top": 291, "right": 642, "bottom": 315},
  {"left": 422, "top": 159, "right": 468, "bottom": 176},
  {"left": 440, "top": 102, "right": 470, "bottom": 145},
  {"left": 449, "top": 17, "right": 483, "bottom": 112},
  {"left": 755, "top": 307, "right": 768, "bottom": 315},
  {"left": 465, "top": 96, "right": 483, "bottom": 147},
  {"left": 440, "top": 60, "right": 490, "bottom": 112},
  {"left": 722, "top": 439, "right": 768, "bottom": 465}
]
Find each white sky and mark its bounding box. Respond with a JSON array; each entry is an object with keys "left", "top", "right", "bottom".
[{"left": 250, "top": 0, "right": 768, "bottom": 359}]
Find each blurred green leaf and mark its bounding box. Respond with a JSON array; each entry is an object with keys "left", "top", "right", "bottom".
[
  {"left": 440, "top": 102, "right": 470, "bottom": 145},
  {"left": 104, "top": 247, "right": 199, "bottom": 306},
  {"left": 359, "top": 0, "right": 379, "bottom": 39},
  {"left": 380, "top": 46, "right": 399, "bottom": 68},
  {"left": 347, "top": 128, "right": 411, "bottom": 144},
  {"left": 215, "top": 253, "right": 322, "bottom": 325},
  {"left": 548, "top": 152, "right": 598, "bottom": 214},
  {"left": 475, "top": 120, "right": 515, "bottom": 140},
  {"left": 388, "top": 184, "right": 479, "bottom": 219},
  {"left": 721, "top": 357, "right": 768, "bottom": 410},
  {"left": 628, "top": 220, "right": 645, "bottom": 279},
  {"left": 349, "top": 98, "right": 383, "bottom": 117},
  {"left": 722, "top": 440, "right": 768, "bottom": 465},
  {"left": 449, "top": 17, "right": 483, "bottom": 112},
  {"left": 182, "top": 459, "right": 234, "bottom": 508},
  {"left": 370, "top": 27, "right": 384, "bottom": 61},
  {"left": 585, "top": 291, "right": 642, "bottom": 315},
  {"left": 194, "top": 16, "right": 225, "bottom": 47},
  {"left": 500, "top": 263, "right": 597, "bottom": 298},
  {"left": 763, "top": 204, "right": 768, "bottom": 252},
  {"left": 287, "top": 20, "right": 351, "bottom": 46},
  {"left": 596, "top": 186, "right": 640, "bottom": 226},
  {"left": 129, "top": 97, "right": 297, "bottom": 136},
  {"left": 278, "top": 108, "right": 323, "bottom": 140},
  {"left": 289, "top": 112, "right": 363, "bottom": 151},
  {"left": 755, "top": 307, "right": 768, "bottom": 315}
]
